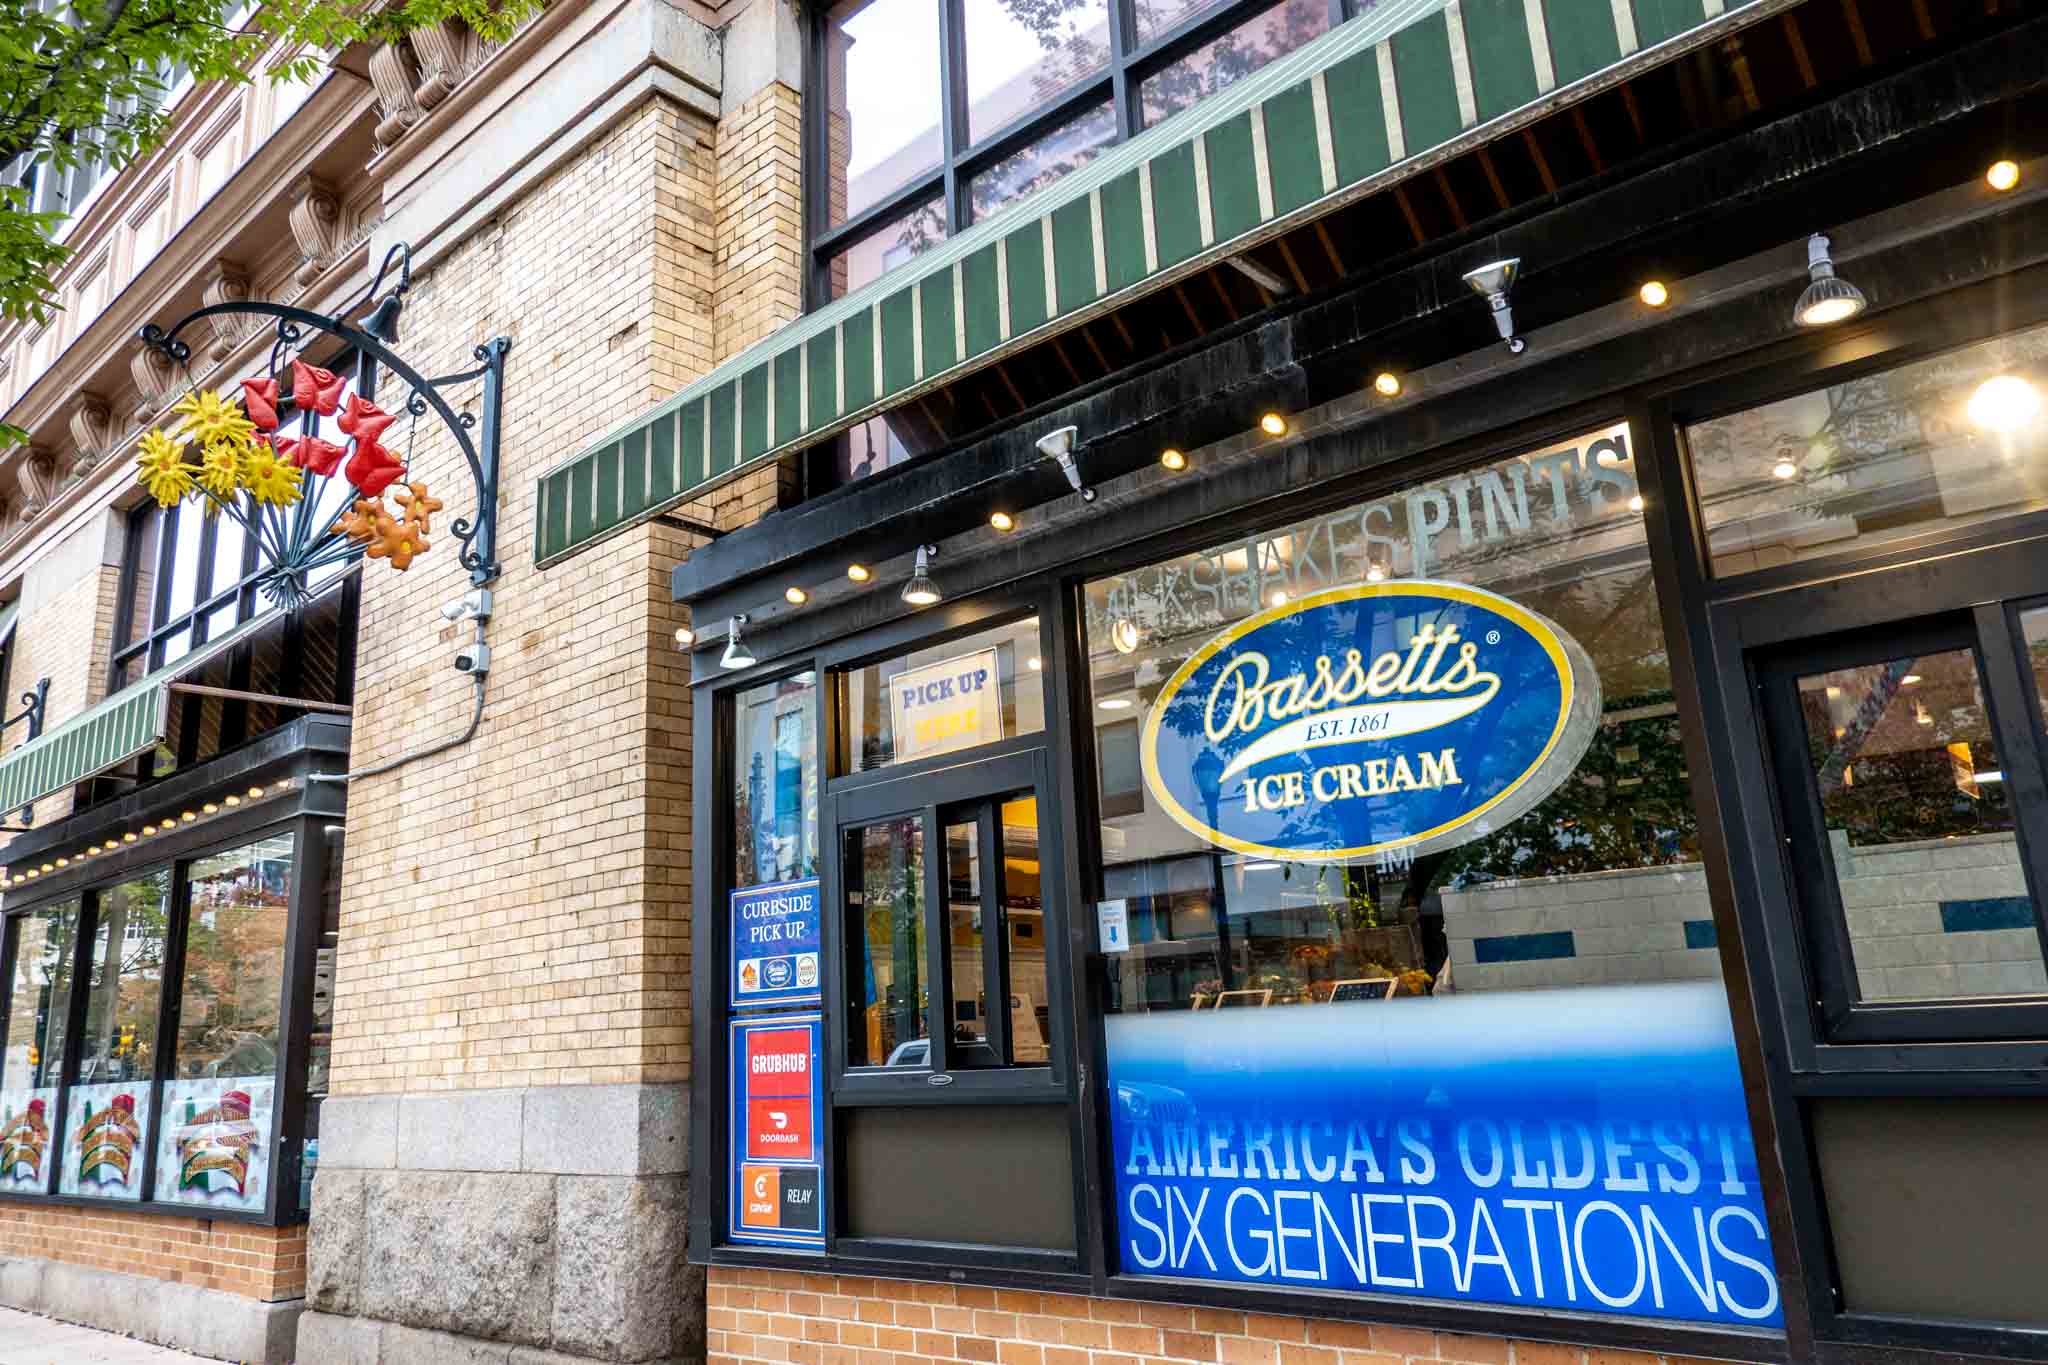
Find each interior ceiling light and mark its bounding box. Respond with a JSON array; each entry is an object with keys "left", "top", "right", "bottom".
[
  {"left": 1259, "top": 412, "right": 1289, "bottom": 437},
  {"left": 1628, "top": 494, "right": 1646, "bottom": 513},
  {"left": 1111, "top": 619, "right": 1142, "bottom": 655},
  {"left": 1638, "top": 280, "right": 1670, "bottom": 308},
  {"left": 1267, "top": 588, "right": 1289, "bottom": 607},
  {"left": 1461, "top": 258, "right": 1525, "bottom": 353},
  {"left": 1027, "top": 655, "right": 1043, "bottom": 671},
  {"left": 1987, "top": 159, "right": 2020, "bottom": 192},
  {"left": 783, "top": 586, "right": 808, "bottom": 605},
  {"left": 1160, "top": 448, "right": 1187, "bottom": 472},
  {"left": 989, "top": 511, "right": 1015, "bottom": 533},
  {"left": 720, "top": 614, "right": 757, "bottom": 671},
  {"left": 1373, "top": 372, "right": 1402, "bottom": 397},
  {"left": 1794, "top": 233, "right": 1867, "bottom": 328},
  {"left": 1036, "top": 425, "right": 1095, "bottom": 503},
  {"left": 1772, "top": 456, "right": 1799, "bottom": 480},
  {"left": 1967, "top": 374, "right": 2041, "bottom": 434},
  {"left": 846, "top": 564, "right": 871, "bottom": 583},
  {"left": 902, "top": 545, "right": 941, "bottom": 607},
  {"left": 1365, "top": 564, "right": 1385, "bottom": 583},
  {"left": 1099, "top": 697, "right": 1133, "bottom": 711},
  {"left": 673, "top": 625, "right": 693, "bottom": 648}
]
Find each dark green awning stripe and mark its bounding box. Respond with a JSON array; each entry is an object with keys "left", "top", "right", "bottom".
[{"left": 534, "top": 0, "right": 1768, "bottom": 569}]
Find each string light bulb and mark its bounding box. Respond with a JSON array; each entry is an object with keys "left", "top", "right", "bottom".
[
  {"left": 1259, "top": 412, "right": 1289, "bottom": 437},
  {"left": 1373, "top": 372, "right": 1402, "bottom": 397},
  {"left": 1160, "top": 448, "right": 1187, "bottom": 472},
  {"left": 1638, "top": 281, "right": 1670, "bottom": 308},
  {"left": 1987, "top": 159, "right": 2020, "bottom": 192},
  {"left": 783, "top": 586, "right": 808, "bottom": 605},
  {"left": 846, "top": 564, "right": 871, "bottom": 583},
  {"left": 988, "top": 510, "right": 1016, "bottom": 533}
]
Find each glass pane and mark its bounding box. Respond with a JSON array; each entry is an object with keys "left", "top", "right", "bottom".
[
  {"left": 1139, "top": 0, "right": 1332, "bottom": 128},
  {"left": 2026, "top": 606, "right": 2048, "bottom": 728},
  {"left": 828, "top": 197, "right": 946, "bottom": 300},
  {"left": 164, "top": 503, "right": 206, "bottom": 620},
  {"left": 1000, "top": 797, "right": 1049, "bottom": 1063},
  {"left": 155, "top": 624, "right": 192, "bottom": 671},
  {"left": 1688, "top": 321, "right": 2048, "bottom": 576},
  {"left": 838, "top": 616, "right": 1046, "bottom": 774},
  {"left": 848, "top": 817, "right": 928, "bottom": 1068},
  {"left": 826, "top": 0, "right": 944, "bottom": 227},
  {"left": 60, "top": 872, "right": 170, "bottom": 1200},
  {"left": 734, "top": 671, "right": 820, "bottom": 892},
  {"left": 1790, "top": 650, "right": 2045, "bottom": 1003},
  {"left": 1084, "top": 424, "right": 1783, "bottom": 1325},
  {"left": 964, "top": 0, "right": 1111, "bottom": 144},
  {"left": 1, "top": 898, "right": 83, "bottom": 1194},
  {"left": 159, "top": 834, "right": 292, "bottom": 1211},
  {"left": 967, "top": 102, "right": 1117, "bottom": 224},
  {"left": 1135, "top": 0, "right": 1229, "bottom": 43},
  {"left": 121, "top": 505, "right": 162, "bottom": 647},
  {"left": 835, "top": 412, "right": 934, "bottom": 482},
  {"left": 208, "top": 509, "right": 249, "bottom": 599},
  {"left": 942, "top": 816, "right": 996, "bottom": 1064}
]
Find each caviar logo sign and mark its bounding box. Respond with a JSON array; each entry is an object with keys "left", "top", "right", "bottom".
[{"left": 1141, "top": 582, "right": 1600, "bottom": 862}]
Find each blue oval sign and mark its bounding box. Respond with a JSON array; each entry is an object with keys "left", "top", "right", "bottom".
[{"left": 1139, "top": 581, "right": 1600, "bottom": 862}]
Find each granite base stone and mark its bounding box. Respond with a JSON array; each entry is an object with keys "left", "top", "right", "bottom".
[
  {"left": 308, "top": 1083, "right": 701, "bottom": 1364},
  {"left": 0, "top": 1256, "right": 303, "bottom": 1363}
]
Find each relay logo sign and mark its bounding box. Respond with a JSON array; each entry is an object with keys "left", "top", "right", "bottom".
[
  {"left": 729, "top": 1013, "right": 824, "bottom": 1249},
  {"left": 1107, "top": 984, "right": 1782, "bottom": 1327},
  {"left": 1141, "top": 582, "right": 1600, "bottom": 862},
  {"left": 730, "top": 878, "right": 820, "bottom": 1009}
]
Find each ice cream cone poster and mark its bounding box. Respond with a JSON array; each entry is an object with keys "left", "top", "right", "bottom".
[
  {"left": 153, "top": 1078, "right": 274, "bottom": 1211},
  {"left": 58, "top": 1085, "right": 149, "bottom": 1199},
  {"left": 0, "top": 1090, "right": 55, "bottom": 1190}
]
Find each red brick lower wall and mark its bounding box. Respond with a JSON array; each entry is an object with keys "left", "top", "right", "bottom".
[
  {"left": 706, "top": 1270, "right": 1763, "bottom": 1365},
  {"left": 0, "top": 1201, "right": 306, "bottom": 1301}
]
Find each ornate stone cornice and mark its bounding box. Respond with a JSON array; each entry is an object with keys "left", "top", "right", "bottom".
[{"left": 65, "top": 393, "right": 113, "bottom": 480}]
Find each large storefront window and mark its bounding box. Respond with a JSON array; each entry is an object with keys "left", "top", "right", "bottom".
[
  {"left": 1082, "top": 425, "right": 1783, "bottom": 1326},
  {"left": 735, "top": 673, "right": 820, "bottom": 892},
  {"left": 0, "top": 899, "right": 80, "bottom": 1193},
  {"left": 59, "top": 873, "right": 169, "bottom": 1200}
]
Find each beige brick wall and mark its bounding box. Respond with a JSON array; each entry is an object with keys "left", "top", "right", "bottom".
[
  {"left": 704, "top": 1270, "right": 1760, "bottom": 1365},
  {"left": 0, "top": 1202, "right": 306, "bottom": 1301},
  {"left": 328, "top": 77, "right": 805, "bottom": 1094}
]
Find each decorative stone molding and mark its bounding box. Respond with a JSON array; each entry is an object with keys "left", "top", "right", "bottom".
[
  {"left": 369, "top": 42, "right": 423, "bottom": 150},
  {"left": 289, "top": 175, "right": 345, "bottom": 286},
  {"left": 16, "top": 449, "right": 58, "bottom": 517},
  {"left": 130, "top": 344, "right": 177, "bottom": 421},
  {"left": 200, "top": 259, "right": 254, "bottom": 362},
  {"left": 409, "top": 20, "right": 470, "bottom": 112},
  {"left": 65, "top": 393, "right": 114, "bottom": 479}
]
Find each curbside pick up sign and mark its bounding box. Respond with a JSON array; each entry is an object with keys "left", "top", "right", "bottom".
[
  {"left": 730, "top": 878, "right": 821, "bottom": 1009},
  {"left": 1141, "top": 581, "right": 1600, "bottom": 862}
]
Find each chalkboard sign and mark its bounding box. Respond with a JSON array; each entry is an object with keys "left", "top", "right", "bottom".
[{"left": 1328, "top": 977, "right": 1396, "bottom": 1003}]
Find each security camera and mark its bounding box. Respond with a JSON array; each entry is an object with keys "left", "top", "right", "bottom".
[
  {"left": 454, "top": 643, "right": 492, "bottom": 675},
  {"left": 439, "top": 588, "right": 494, "bottom": 623}
]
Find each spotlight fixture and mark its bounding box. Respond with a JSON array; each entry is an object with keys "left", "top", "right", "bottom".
[
  {"left": 1036, "top": 425, "right": 1095, "bottom": 502},
  {"left": 1461, "top": 258, "right": 1525, "bottom": 353},
  {"left": 673, "top": 625, "right": 694, "bottom": 648},
  {"left": 1772, "top": 456, "right": 1799, "bottom": 480},
  {"left": 720, "top": 615, "right": 757, "bottom": 670},
  {"left": 1160, "top": 448, "right": 1187, "bottom": 472},
  {"left": 989, "top": 511, "right": 1016, "bottom": 533},
  {"left": 1967, "top": 374, "right": 2041, "bottom": 434},
  {"left": 1111, "top": 619, "right": 1142, "bottom": 655},
  {"left": 1638, "top": 281, "right": 1670, "bottom": 308},
  {"left": 1259, "top": 412, "right": 1289, "bottom": 437},
  {"left": 902, "top": 545, "right": 942, "bottom": 607},
  {"left": 1793, "top": 234, "right": 1866, "bottom": 328},
  {"left": 784, "top": 586, "right": 808, "bottom": 605},
  {"left": 846, "top": 563, "right": 872, "bottom": 583},
  {"left": 1373, "top": 372, "right": 1402, "bottom": 397},
  {"left": 1988, "top": 159, "right": 2021, "bottom": 192}
]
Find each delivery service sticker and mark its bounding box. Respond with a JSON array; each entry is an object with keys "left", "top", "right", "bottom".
[
  {"left": 728, "top": 1012, "right": 825, "bottom": 1249},
  {"left": 1141, "top": 581, "right": 1601, "bottom": 862}
]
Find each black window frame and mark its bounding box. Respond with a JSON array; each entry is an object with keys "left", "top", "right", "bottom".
[
  {"left": 802, "top": 0, "right": 1357, "bottom": 310},
  {"left": 0, "top": 806, "right": 332, "bottom": 1226}
]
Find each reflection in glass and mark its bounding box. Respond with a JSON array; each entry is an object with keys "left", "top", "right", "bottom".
[
  {"left": 968, "top": 103, "right": 1117, "bottom": 225},
  {"left": 839, "top": 616, "right": 1045, "bottom": 774},
  {"left": 965, "top": 0, "right": 1111, "bottom": 143},
  {"left": 77, "top": 874, "right": 171, "bottom": 1085},
  {"left": 829, "top": 197, "right": 947, "bottom": 300},
  {"left": 2, "top": 899, "right": 83, "bottom": 1089},
  {"left": 998, "top": 797, "right": 1049, "bottom": 1062},
  {"left": 2021, "top": 606, "right": 2048, "bottom": 729},
  {"left": 944, "top": 817, "right": 995, "bottom": 1064},
  {"left": 175, "top": 836, "right": 293, "bottom": 1080},
  {"left": 121, "top": 505, "right": 162, "bottom": 647},
  {"left": 1790, "top": 650, "right": 2046, "bottom": 1003},
  {"left": 825, "top": 0, "right": 944, "bottom": 227},
  {"left": 1139, "top": 0, "right": 1331, "bottom": 128},
  {"left": 849, "top": 817, "right": 928, "bottom": 1067},
  {"left": 734, "top": 672, "right": 819, "bottom": 891},
  {"left": 1687, "top": 321, "right": 2048, "bottom": 576}
]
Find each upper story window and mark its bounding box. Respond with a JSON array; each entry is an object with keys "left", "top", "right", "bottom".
[{"left": 811, "top": 0, "right": 1344, "bottom": 483}]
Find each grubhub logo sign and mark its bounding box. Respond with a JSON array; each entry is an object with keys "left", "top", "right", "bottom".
[{"left": 1141, "top": 581, "right": 1599, "bottom": 862}]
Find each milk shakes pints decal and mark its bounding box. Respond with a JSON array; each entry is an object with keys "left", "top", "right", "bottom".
[
  {"left": 1141, "top": 582, "right": 1601, "bottom": 860},
  {"left": 1110, "top": 578, "right": 1782, "bottom": 1327}
]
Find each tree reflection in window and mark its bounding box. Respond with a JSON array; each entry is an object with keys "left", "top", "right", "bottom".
[{"left": 173, "top": 836, "right": 292, "bottom": 1081}]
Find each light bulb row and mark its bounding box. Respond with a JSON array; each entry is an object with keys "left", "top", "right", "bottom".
[{"left": 0, "top": 782, "right": 293, "bottom": 890}]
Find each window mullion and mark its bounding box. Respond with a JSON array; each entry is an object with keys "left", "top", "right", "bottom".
[
  {"left": 977, "top": 800, "right": 1009, "bottom": 1066},
  {"left": 1109, "top": 0, "right": 1140, "bottom": 143},
  {"left": 921, "top": 803, "right": 951, "bottom": 1074},
  {"left": 937, "top": 0, "right": 969, "bottom": 233}
]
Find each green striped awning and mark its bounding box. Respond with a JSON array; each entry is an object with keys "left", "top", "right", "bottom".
[
  {"left": 0, "top": 611, "right": 273, "bottom": 813},
  {"left": 534, "top": 0, "right": 1772, "bottom": 569}
]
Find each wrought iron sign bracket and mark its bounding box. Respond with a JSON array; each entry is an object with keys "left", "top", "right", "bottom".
[
  {"left": 139, "top": 243, "right": 512, "bottom": 590},
  {"left": 0, "top": 677, "right": 50, "bottom": 831}
]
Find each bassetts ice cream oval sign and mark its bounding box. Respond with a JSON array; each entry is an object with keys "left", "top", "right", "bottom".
[{"left": 1140, "top": 581, "right": 1601, "bottom": 862}]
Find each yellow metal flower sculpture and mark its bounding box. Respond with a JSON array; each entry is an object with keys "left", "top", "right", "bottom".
[
  {"left": 171, "top": 388, "right": 258, "bottom": 449},
  {"left": 135, "top": 429, "right": 194, "bottom": 509},
  {"left": 240, "top": 447, "right": 305, "bottom": 508}
]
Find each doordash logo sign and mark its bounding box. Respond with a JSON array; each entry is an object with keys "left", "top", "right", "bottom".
[{"left": 1141, "top": 581, "right": 1599, "bottom": 861}]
